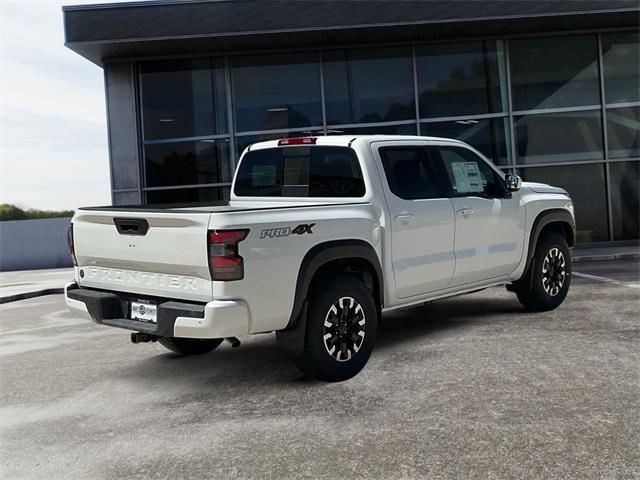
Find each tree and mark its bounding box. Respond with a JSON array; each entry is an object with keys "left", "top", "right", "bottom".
[{"left": 0, "top": 204, "right": 73, "bottom": 221}]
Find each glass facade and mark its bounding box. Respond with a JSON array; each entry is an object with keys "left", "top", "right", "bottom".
[
  {"left": 324, "top": 47, "right": 415, "bottom": 125},
  {"left": 421, "top": 117, "right": 510, "bottom": 165},
  {"left": 231, "top": 52, "right": 323, "bottom": 132},
  {"left": 521, "top": 165, "right": 609, "bottom": 243},
  {"left": 509, "top": 35, "right": 600, "bottom": 111},
  {"left": 416, "top": 40, "right": 507, "bottom": 117},
  {"left": 134, "top": 30, "right": 640, "bottom": 243},
  {"left": 514, "top": 110, "right": 603, "bottom": 164}
]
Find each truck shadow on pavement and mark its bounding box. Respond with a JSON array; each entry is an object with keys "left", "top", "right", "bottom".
[{"left": 117, "top": 293, "right": 525, "bottom": 389}]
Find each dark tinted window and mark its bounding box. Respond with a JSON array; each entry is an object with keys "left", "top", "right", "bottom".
[
  {"left": 429, "top": 146, "right": 504, "bottom": 197},
  {"left": 379, "top": 147, "right": 442, "bottom": 200},
  {"left": 329, "top": 123, "right": 417, "bottom": 136},
  {"left": 609, "top": 161, "right": 639, "bottom": 241},
  {"left": 509, "top": 35, "right": 600, "bottom": 111},
  {"left": 522, "top": 165, "right": 608, "bottom": 242},
  {"left": 144, "top": 139, "right": 232, "bottom": 188},
  {"left": 146, "top": 186, "right": 230, "bottom": 206},
  {"left": 323, "top": 47, "right": 415, "bottom": 125},
  {"left": 232, "top": 53, "right": 322, "bottom": 132},
  {"left": 234, "top": 147, "right": 365, "bottom": 197},
  {"left": 514, "top": 110, "right": 603, "bottom": 164},
  {"left": 140, "top": 59, "right": 227, "bottom": 140},
  {"left": 421, "top": 117, "right": 510, "bottom": 166},
  {"left": 607, "top": 106, "right": 640, "bottom": 159},
  {"left": 602, "top": 32, "right": 640, "bottom": 104},
  {"left": 416, "top": 40, "right": 506, "bottom": 118}
]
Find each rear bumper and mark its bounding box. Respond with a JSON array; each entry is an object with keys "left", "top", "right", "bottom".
[{"left": 64, "top": 282, "right": 250, "bottom": 338}]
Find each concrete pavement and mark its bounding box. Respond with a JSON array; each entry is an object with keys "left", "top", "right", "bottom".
[
  {"left": 0, "top": 268, "right": 74, "bottom": 304},
  {"left": 1, "top": 261, "right": 638, "bottom": 479}
]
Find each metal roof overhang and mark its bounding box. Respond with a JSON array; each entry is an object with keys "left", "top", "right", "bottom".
[{"left": 63, "top": 0, "right": 640, "bottom": 66}]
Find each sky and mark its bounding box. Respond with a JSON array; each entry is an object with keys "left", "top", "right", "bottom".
[{"left": 1, "top": 0, "right": 146, "bottom": 210}]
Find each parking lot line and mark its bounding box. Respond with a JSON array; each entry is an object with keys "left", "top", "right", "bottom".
[{"left": 573, "top": 271, "right": 640, "bottom": 289}]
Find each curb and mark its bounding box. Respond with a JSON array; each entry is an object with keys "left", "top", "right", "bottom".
[
  {"left": 572, "top": 252, "right": 640, "bottom": 264},
  {"left": 0, "top": 288, "right": 64, "bottom": 305}
]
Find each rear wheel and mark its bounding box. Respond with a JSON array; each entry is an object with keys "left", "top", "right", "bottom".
[
  {"left": 514, "top": 231, "right": 571, "bottom": 311},
  {"left": 295, "top": 275, "right": 377, "bottom": 382},
  {"left": 158, "top": 337, "right": 223, "bottom": 355}
]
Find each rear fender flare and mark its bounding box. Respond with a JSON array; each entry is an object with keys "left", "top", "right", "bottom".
[{"left": 276, "top": 240, "right": 383, "bottom": 352}]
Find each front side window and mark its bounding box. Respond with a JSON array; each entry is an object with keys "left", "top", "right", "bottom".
[
  {"left": 429, "top": 146, "right": 504, "bottom": 198},
  {"left": 234, "top": 147, "right": 365, "bottom": 197},
  {"left": 379, "top": 146, "right": 442, "bottom": 200}
]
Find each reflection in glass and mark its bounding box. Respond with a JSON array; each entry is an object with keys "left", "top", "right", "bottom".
[
  {"left": 328, "top": 123, "right": 417, "bottom": 136},
  {"left": 607, "top": 106, "right": 640, "bottom": 159},
  {"left": 146, "top": 187, "right": 230, "bottom": 205},
  {"left": 602, "top": 32, "right": 640, "bottom": 104},
  {"left": 514, "top": 110, "right": 603, "bottom": 164},
  {"left": 232, "top": 53, "right": 322, "bottom": 132},
  {"left": 522, "top": 165, "right": 608, "bottom": 242},
  {"left": 324, "top": 47, "right": 415, "bottom": 125},
  {"left": 421, "top": 117, "right": 510, "bottom": 165},
  {"left": 509, "top": 35, "right": 600, "bottom": 111},
  {"left": 140, "top": 58, "right": 227, "bottom": 140},
  {"left": 609, "top": 161, "right": 640, "bottom": 241},
  {"left": 144, "top": 139, "right": 232, "bottom": 187},
  {"left": 416, "top": 40, "right": 507, "bottom": 118}
]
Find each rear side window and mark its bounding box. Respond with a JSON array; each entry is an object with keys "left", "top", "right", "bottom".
[
  {"left": 234, "top": 146, "right": 365, "bottom": 197},
  {"left": 379, "top": 146, "right": 442, "bottom": 200}
]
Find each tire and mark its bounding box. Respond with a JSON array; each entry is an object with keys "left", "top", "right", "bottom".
[
  {"left": 158, "top": 337, "right": 223, "bottom": 356},
  {"left": 294, "top": 274, "right": 378, "bottom": 382},
  {"left": 514, "top": 231, "right": 572, "bottom": 311}
]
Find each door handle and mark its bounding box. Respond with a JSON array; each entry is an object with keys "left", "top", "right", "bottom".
[
  {"left": 456, "top": 208, "right": 475, "bottom": 217},
  {"left": 393, "top": 212, "right": 415, "bottom": 221}
]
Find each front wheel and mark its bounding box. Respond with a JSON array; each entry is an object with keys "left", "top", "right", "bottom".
[
  {"left": 158, "top": 337, "right": 223, "bottom": 355},
  {"left": 294, "top": 275, "right": 378, "bottom": 382},
  {"left": 514, "top": 231, "right": 572, "bottom": 311}
]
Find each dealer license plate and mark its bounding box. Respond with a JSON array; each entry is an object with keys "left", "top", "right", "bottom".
[{"left": 130, "top": 300, "right": 157, "bottom": 323}]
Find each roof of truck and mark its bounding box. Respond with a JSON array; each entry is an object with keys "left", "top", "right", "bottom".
[{"left": 246, "top": 135, "right": 465, "bottom": 151}]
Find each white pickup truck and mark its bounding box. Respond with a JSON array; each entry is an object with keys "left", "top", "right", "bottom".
[{"left": 66, "top": 135, "right": 575, "bottom": 381}]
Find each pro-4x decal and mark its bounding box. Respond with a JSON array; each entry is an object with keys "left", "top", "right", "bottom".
[{"left": 260, "top": 223, "right": 315, "bottom": 239}]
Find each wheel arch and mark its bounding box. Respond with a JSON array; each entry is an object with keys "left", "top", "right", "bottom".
[
  {"left": 523, "top": 208, "right": 576, "bottom": 275},
  {"left": 285, "top": 239, "right": 383, "bottom": 331}
]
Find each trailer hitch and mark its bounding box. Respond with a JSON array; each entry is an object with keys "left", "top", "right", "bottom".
[{"left": 131, "top": 332, "right": 158, "bottom": 344}]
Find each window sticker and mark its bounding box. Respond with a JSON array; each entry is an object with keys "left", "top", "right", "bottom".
[
  {"left": 252, "top": 165, "right": 277, "bottom": 187},
  {"left": 451, "top": 161, "right": 485, "bottom": 193}
]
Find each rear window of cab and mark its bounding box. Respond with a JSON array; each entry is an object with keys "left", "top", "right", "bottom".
[{"left": 234, "top": 146, "right": 366, "bottom": 197}]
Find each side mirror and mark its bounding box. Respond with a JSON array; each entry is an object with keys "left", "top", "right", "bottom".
[{"left": 505, "top": 174, "right": 522, "bottom": 192}]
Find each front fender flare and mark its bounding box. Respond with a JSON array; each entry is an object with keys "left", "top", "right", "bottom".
[{"left": 522, "top": 208, "right": 576, "bottom": 276}]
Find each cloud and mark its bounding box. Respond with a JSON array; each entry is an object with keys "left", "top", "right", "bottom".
[{"left": 1, "top": 0, "right": 140, "bottom": 210}]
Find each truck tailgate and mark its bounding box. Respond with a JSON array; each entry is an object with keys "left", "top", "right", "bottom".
[{"left": 73, "top": 209, "right": 213, "bottom": 302}]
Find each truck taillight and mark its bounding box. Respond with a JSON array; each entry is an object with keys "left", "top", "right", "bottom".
[
  {"left": 208, "top": 229, "right": 249, "bottom": 281},
  {"left": 67, "top": 223, "right": 77, "bottom": 266}
]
